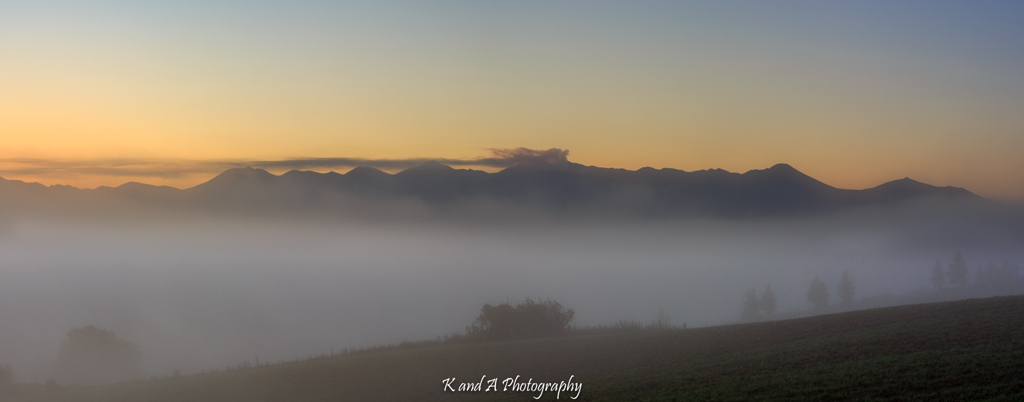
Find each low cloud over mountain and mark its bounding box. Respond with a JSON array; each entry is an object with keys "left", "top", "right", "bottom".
[{"left": 0, "top": 148, "right": 571, "bottom": 181}]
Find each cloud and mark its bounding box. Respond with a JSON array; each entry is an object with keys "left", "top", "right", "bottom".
[
  {"left": 0, "top": 148, "right": 570, "bottom": 181},
  {"left": 0, "top": 158, "right": 242, "bottom": 179},
  {"left": 249, "top": 148, "right": 568, "bottom": 170},
  {"left": 477, "top": 147, "right": 570, "bottom": 167}
]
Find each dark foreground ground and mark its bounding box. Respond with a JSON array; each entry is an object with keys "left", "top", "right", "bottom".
[{"left": 5, "top": 295, "right": 1024, "bottom": 401}]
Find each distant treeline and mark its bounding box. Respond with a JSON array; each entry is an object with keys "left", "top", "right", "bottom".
[{"left": 744, "top": 252, "right": 1024, "bottom": 323}]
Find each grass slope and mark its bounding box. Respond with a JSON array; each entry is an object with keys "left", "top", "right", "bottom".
[{"left": 7, "top": 296, "right": 1024, "bottom": 401}]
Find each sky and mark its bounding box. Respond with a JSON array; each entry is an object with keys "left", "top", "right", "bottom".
[{"left": 1, "top": 1, "right": 1023, "bottom": 200}]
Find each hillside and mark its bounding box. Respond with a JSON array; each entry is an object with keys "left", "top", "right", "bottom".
[{"left": 7, "top": 295, "right": 1024, "bottom": 401}]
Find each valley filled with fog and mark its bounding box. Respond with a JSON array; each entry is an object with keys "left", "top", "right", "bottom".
[{"left": 1, "top": 203, "right": 1021, "bottom": 382}]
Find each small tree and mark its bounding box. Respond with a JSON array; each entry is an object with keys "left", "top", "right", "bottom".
[
  {"left": 469, "top": 299, "right": 575, "bottom": 339},
  {"left": 741, "top": 287, "right": 761, "bottom": 322},
  {"left": 975, "top": 259, "right": 1021, "bottom": 294},
  {"left": 655, "top": 306, "right": 671, "bottom": 328},
  {"left": 948, "top": 251, "right": 969, "bottom": 286},
  {"left": 807, "top": 276, "right": 829, "bottom": 310},
  {"left": 837, "top": 270, "right": 855, "bottom": 306},
  {"left": 931, "top": 260, "right": 946, "bottom": 289},
  {"left": 760, "top": 285, "right": 777, "bottom": 318}
]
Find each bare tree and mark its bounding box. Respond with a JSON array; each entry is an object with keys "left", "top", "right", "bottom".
[
  {"left": 948, "top": 251, "right": 969, "bottom": 286},
  {"left": 837, "top": 270, "right": 855, "bottom": 306},
  {"left": 807, "top": 276, "right": 829, "bottom": 310},
  {"left": 760, "top": 285, "right": 777, "bottom": 318}
]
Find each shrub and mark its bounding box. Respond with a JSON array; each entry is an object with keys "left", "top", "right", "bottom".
[
  {"left": 53, "top": 325, "right": 142, "bottom": 385},
  {"left": 468, "top": 298, "right": 575, "bottom": 339}
]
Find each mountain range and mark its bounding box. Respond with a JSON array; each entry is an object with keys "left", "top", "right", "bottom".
[{"left": 0, "top": 161, "right": 985, "bottom": 220}]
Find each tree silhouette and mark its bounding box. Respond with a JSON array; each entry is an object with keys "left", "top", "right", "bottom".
[
  {"left": 760, "top": 285, "right": 777, "bottom": 318},
  {"left": 53, "top": 326, "right": 142, "bottom": 385},
  {"left": 468, "top": 299, "right": 574, "bottom": 339},
  {"left": 948, "top": 251, "right": 969, "bottom": 286},
  {"left": 741, "top": 287, "right": 761, "bottom": 322},
  {"left": 931, "top": 260, "right": 946, "bottom": 289},
  {"left": 837, "top": 270, "right": 855, "bottom": 306},
  {"left": 655, "top": 306, "right": 672, "bottom": 328},
  {"left": 975, "top": 259, "right": 1021, "bottom": 293},
  {"left": 807, "top": 276, "right": 829, "bottom": 310}
]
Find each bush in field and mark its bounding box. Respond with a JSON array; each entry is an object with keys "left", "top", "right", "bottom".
[
  {"left": 53, "top": 325, "right": 142, "bottom": 385},
  {"left": 468, "top": 298, "right": 575, "bottom": 339}
]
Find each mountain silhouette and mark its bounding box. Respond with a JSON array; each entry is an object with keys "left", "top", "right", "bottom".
[{"left": 0, "top": 161, "right": 988, "bottom": 219}]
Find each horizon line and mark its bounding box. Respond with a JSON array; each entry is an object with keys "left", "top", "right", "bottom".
[{"left": 0, "top": 159, "right": 984, "bottom": 200}]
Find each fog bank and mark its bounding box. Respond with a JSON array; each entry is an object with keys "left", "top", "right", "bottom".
[{"left": 0, "top": 209, "right": 1021, "bottom": 382}]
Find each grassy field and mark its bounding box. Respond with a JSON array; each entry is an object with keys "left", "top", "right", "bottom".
[{"left": 5, "top": 295, "right": 1024, "bottom": 401}]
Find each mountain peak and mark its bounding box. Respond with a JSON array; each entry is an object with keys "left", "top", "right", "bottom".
[
  {"left": 346, "top": 166, "right": 390, "bottom": 178},
  {"left": 213, "top": 167, "right": 274, "bottom": 179},
  {"left": 747, "top": 163, "right": 819, "bottom": 182},
  {"left": 865, "top": 177, "right": 979, "bottom": 203},
  {"left": 873, "top": 177, "right": 930, "bottom": 191},
  {"left": 115, "top": 181, "right": 175, "bottom": 190},
  {"left": 397, "top": 161, "right": 455, "bottom": 175},
  {"left": 188, "top": 167, "right": 276, "bottom": 191},
  {"left": 418, "top": 160, "right": 453, "bottom": 169},
  {"left": 768, "top": 163, "right": 796, "bottom": 172}
]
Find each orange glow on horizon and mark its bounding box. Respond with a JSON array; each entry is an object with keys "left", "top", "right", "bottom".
[{"left": 2, "top": 2, "right": 1022, "bottom": 201}]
